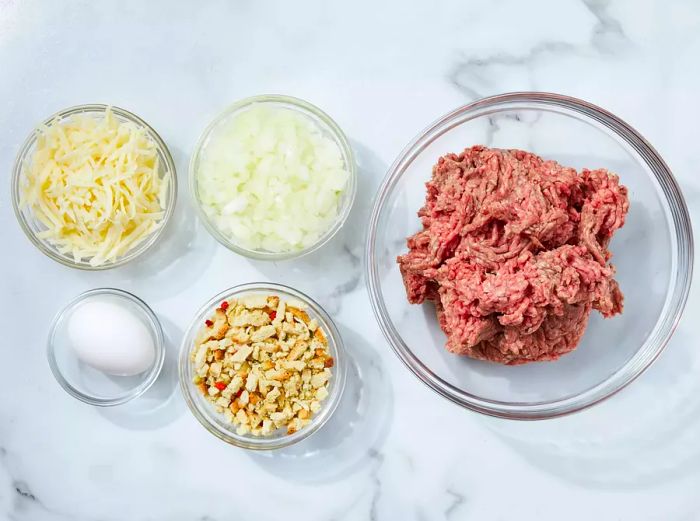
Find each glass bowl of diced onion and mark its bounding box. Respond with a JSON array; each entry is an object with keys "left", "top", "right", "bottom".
[
  {"left": 11, "top": 104, "right": 177, "bottom": 270},
  {"left": 189, "top": 94, "right": 357, "bottom": 260},
  {"left": 178, "top": 282, "right": 347, "bottom": 450}
]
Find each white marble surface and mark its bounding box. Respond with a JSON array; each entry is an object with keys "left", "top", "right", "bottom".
[{"left": 1, "top": 0, "right": 699, "bottom": 519}]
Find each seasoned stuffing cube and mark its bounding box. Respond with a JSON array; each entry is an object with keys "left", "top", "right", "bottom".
[
  {"left": 245, "top": 371, "right": 259, "bottom": 392},
  {"left": 209, "top": 309, "right": 229, "bottom": 340},
  {"left": 288, "top": 306, "right": 310, "bottom": 323},
  {"left": 251, "top": 325, "right": 276, "bottom": 342},
  {"left": 209, "top": 362, "right": 222, "bottom": 377},
  {"left": 231, "top": 345, "right": 254, "bottom": 363},
  {"left": 241, "top": 295, "right": 268, "bottom": 309}
]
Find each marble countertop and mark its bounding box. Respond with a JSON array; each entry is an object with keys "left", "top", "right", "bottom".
[{"left": 1, "top": 1, "right": 699, "bottom": 519}]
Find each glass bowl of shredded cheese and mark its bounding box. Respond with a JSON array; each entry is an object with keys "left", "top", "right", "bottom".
[
  {"left": 190, "top": 95, "right": 356, "bottom": 260},
  {"left": 12, "top": 104, "right": 177, "bottom": 269}
]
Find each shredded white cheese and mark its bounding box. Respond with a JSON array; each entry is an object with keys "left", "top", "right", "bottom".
[
  {"left": 196, "top": 104, "right": 349, "bottom": 253},
  {"left": 19, "top": 108, "right": 169, "bottom": 266}
]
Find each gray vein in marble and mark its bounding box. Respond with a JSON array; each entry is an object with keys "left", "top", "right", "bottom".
[
  {"left": 342, "top": 243, "right": 361, "bottom": 270},
  {"left": 484, "top": 116, "right": 499, "bottom": 146},
  {"left": 398, "top": 449, "right": 415, "bottom": 473},
  {"left": 13, "top": 480, "right": 36, "bottom": 501},
  {"left": 335, "top": 244, "right": 362, "bottom": 292},
  {"left": 367, "top": 448, "right": 384, "bottom": 521},
  {"left": 449, "top": 3, "right": 631, "bottom": 102},
  {"left": 448, "top": 41, "right": 577, "bottom": 99},
  {"left": 444, "top": 489, "right": 466, "bottom": 519},
  {"left": 0, "top": 449, "right": 91, "bottom": 521},
  {"left": 330, "top": 270, "right": 361, "bottom": 303},
  {"left": 582, "top": 0, "right": 631, "bottom": 53},
  {"left": 8, "top": 478, "right": 53, "bottom": 520}
]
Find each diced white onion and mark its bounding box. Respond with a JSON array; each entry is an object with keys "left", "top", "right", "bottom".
[{"left": 196, "top": 104, "right": 349, "bottom": 253}]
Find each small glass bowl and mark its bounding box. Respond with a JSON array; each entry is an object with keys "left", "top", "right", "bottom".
[
  {"left": 179, "top": 283, "right": 347, "bottom": 449},
  {"left": 189, "top": 94, "right": 357, "bottom": 261},
  {"left": 47, "top": 288, "right": 166, "bottom": 406},
  {"left": 12, "top": 104, "right": 177, "bottom": 270},
  {"left": 366, "top": 92, "right": 694, "bottom": 420}
]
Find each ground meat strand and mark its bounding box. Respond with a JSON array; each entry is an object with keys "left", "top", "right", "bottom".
[{"left": 398, "top": 146, "right": 629, "bottom": 364}]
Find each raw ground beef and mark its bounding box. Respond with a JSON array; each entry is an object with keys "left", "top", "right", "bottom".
[{"left": 397, "top": 146, "right": 629, "bottom": 365}]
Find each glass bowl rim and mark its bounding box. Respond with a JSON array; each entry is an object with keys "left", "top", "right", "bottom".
[
  {"left": 178, "top": 282, "right": 347, "bottom": 449},
  {"left": 46, "top": 287, "right": 166, "bottom": 406},
  {"left": 365, "top": 91, "right": 694, "bottom": 420},
  {"left": 188, "top": 93, "right": 358, "bottom": 261},
  {"left": 11, "top": 103, "right": 178, "bottom": 271}
]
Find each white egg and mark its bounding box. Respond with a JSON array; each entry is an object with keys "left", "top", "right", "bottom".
[{"left": 67, "top": 299, "right": 155, "bottom": 376}]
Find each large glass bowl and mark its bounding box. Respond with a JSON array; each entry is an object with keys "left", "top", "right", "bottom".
[
  {"left": 11, "top": 104, "right": 177, "bottom": 270},
  {"left": 179, "top": 283, "right": 347, "bottom": 449},
  {"left": 189, "top": 94, "right": 357, "bottom": 261},
  {"left": 366, "top": 92, "right": 693, "bottom": 420}
]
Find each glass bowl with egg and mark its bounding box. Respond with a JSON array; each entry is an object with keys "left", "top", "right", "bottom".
[
  {"left": 47, "top": 288, "right": 166, "bottom": 406},
  {"left": 12, "top": 104, "right": 177, "bottom": 270},
  {"left": 189, "top": 95, "right": 357, "bottom": 260},
  {"left": 178, "top": 283, "right": 347, "bottom": 449}
]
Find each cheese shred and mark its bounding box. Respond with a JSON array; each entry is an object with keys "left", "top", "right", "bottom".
[{"left": 20, "top": 108, "right": 169, "bottom": 266}]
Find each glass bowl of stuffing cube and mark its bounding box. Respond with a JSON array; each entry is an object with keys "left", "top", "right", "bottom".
[{"left": 179, "top": 282, "right": 347, "bottom": 449}]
